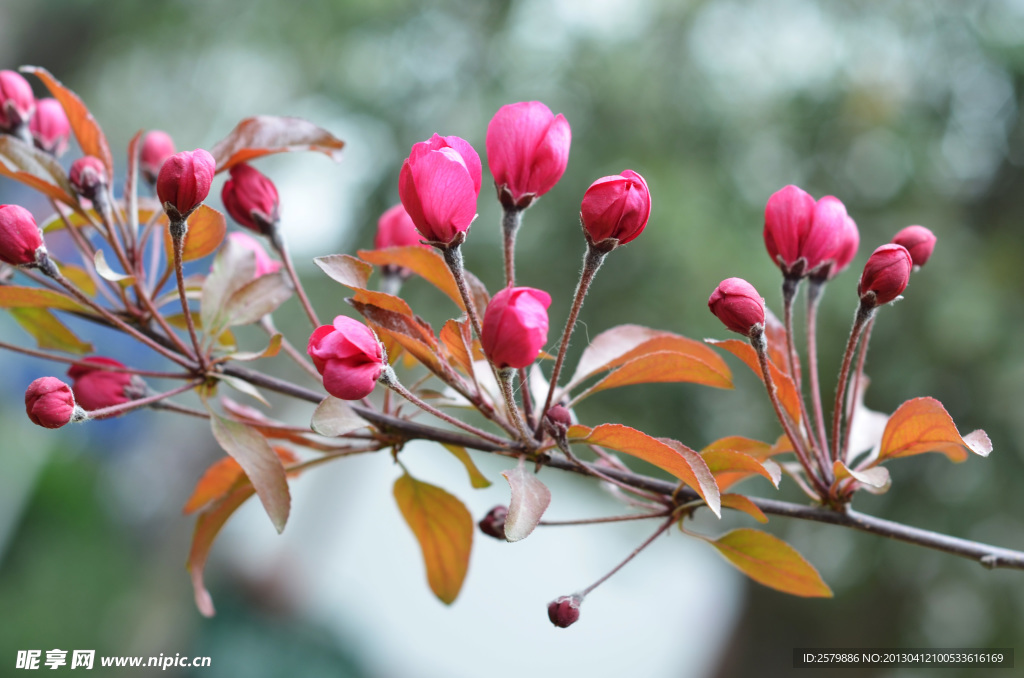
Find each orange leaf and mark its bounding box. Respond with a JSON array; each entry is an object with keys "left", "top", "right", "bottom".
[
  {"left": 440, "top": 319, "right": 474, "bottom": 376},
  {"left": 184, "top": 447, "right": 300, "bottom": 515},
  {"left": 832, "top": 460, "right": 890, "bottom": 492},
  {"left": 702, "top": 449, "right": 781, "bottom": 491},
  {"left": 0, "top": 135, "right": 77, "bottom": 207},
  {"left": 573, "top": 351, "right": 732, "bottom": 403},
  {"left": 568, "top": 423, "right": 720, "bottom": 517},
  {"left": 702, "top": 436, "right": 777, "bottom": 460},
  {"left": 720, "top": 494, "right": 768, "bottom": 523},
  {"left": 707, "top": 338, "right": 802, "bottom": 425},
  {"left": 0, "top": 285, "right": 84, "bottom": 312},
  {"left": 393, "top": 473, "right": 473, "bottom": 605},
  {"left": 314, "top": 254, "right": 373, "bottom": 290},
  {"left": 24, "top": 66, "right": 114, "bottom": 176},
  {"left": 349, "top": 298, "right": 442, "bottom": 373},
  {"left": 706, "top": 528, "right": 832, "bottom": 597},
  {"left": 211, "top": 116, "right": 345, "bottom": 172},
  {"left": 359, "top": 247, "right": 466, "bottom": 311},
  {"left": 163, "top": 205, "right": 227, "bottom": 262},
  {"left": 188, "top": 485, "right": 254, "bottom": 617},
  {"left": 764, "top": 308, "right": 798, "bottom": 383},
  {"left": 876, "top": 397, "right": 992, "bottom": 463}
]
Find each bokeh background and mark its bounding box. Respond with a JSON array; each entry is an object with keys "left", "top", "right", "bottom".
[{"left": 2, "top": 1, "right": 1024, "bottom": 676}]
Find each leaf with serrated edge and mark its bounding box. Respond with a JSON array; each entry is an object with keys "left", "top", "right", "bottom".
[
  {"left": 359, "top": 247, "right": 466, "bottom": 311},
  {"left": 720, "top": 494, "right": 768, "bottom": 523},
  {"left": 10, "top": 307, "right": 91, "bottom": 354},
  {"left": 442, "top": 444, "right": 492, "bottom": 489},
  {"left": 211, "top": 116, "right": 344, "bottom": 172},
  {"left": 208, "top": 412, "right": 290, "bottom": 533},
  {"left": 502, "top": 461, "right": 551, "bottom": 541},
  {"left": 572, "top": 351, "right": 732, "bottom": 404},
  {"left": 706, "top": 528, "right": 832, "bottom": 597},
  {"left": 393, "top": 473, "right": 473, "bottom": 605},
  {"left": 875, "top": 397, "right": 992, "bottom": 464},
  {"left": 314, "top": 254, "right": 373, "bottom": 289},
  {"left": 706, "top": 338, "right": 802, "bottom": 425},
  {"left": 311, "top": 396, "right": 368, "bottom": 437},
  {"left": 832, "top": 460, "right": 890, "bottom": 491},
  {"left": 702, "top": 448, "right": 781, "bottom": 491}
]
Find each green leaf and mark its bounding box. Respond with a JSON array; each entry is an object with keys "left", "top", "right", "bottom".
[
  {"left": 10, "top": 307, "right": 92, "bottom": 354},
  {"left": 706, "top": 528, "right": 832, "bottom": 597},
  {"left": 393, "top": 473, "right": 473, "bottom": 605},
  {"left": 442, "top": 444, "right": 491, "bottom": 489}
]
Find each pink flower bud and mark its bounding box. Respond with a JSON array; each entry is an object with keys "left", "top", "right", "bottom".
[
  {"left": 0, "top": 70, "right": 35, "bottom": 130},
  {"left": 0, "top": 204, "right": 44, "bottom": 266},
  {"left": 764, "top": 185, "right": 814, "bottom": 273},
  {"left": 802, "top": 195, "right": 847, "bottom": 273},
  {"left": 547, "top": 594, "right": 583, "bottom": 628},
  {"left": 157, "top": 148, "right": 216, "bottom": 219},
  {"left": 227, "top": 232, "right": 281, "bottom": 277},
  {"left": 764, "top": 186, "right": 851, "bottom": 277},
  {"left": 29, "top": 98, "right": 70, "bottom": 156},
  {"left": 69, "top": 156, "right": 108, "bottom": 200},
  {"left": 478, "top": 505, "right": 508, "bottom": 540},
  {"left": 546, "top": 405, "right": 572, "bottom": 431},
  {"left": 827, "top": 215, "right": 860, "bottom": 279},
  {"left": 891, "top": 225, "right": 936, "bottom": 268},
  {"left": 580, "top": 170, "right": 651, "bottom": 248},
  {"left": 859, "top": 244, "right": 912, "bottom": 306},
  {"left": 307, "top": 316, "right": 385, "bottom": 400},
  {"left": 140, "top": 130, "right": 175, "bottom": 184},
  {"left": 222, "top": 163, "right": 280, "bottom": 233},
  {"left": 374, "top": 203, "right": 426, "bottom": 250},
  {"left": 67, "top": 357, "right": 145, "bottom": 411},
  {"left": 481, "top": 286, "right": 552, "bottom": 369},
  {"left": 486, "top": 101, "right": 571, "bottom": 209},
  {"left": 398, "top": 134, "right": 481, "bottom": 244},
  {"left": 708, "top": 277, "right": 766, "bottom": 336},
  {"left": 25, "top": 377, "right": 76, "bottom": 429}
]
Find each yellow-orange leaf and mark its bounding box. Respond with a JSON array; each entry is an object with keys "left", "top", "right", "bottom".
[
  {"left": 720, "top": 494, "right": 768, "bottom": 523},
  {"left": 188, "top": 485, "right": 253, "bottom": 617},
  {"left": 440, "top": 319, "right": 474, "bottom": 377},
  {"left": 876, "top": 397, "right": 992, "bottom": 464},
  {"left": 702, "top": 449, "right": 781, "bottom": 491},
  {"left": 0, "top": 135, "right": 77, "bottom": 207},
  {"left": 314, "top": 254, "right": 373, "bottom": 290},
  {"left": 707, "top": 528, "right": 832, "bottom": 597},
  {"left": 394, "top": 474, "right": 473, "bottom": 605},
  {"left": 702, "top": 436, "right": 777, "bottom": 460},
  {"left": 574, "top": 351, "right": 732, "bottom": 403},
  {"left": 163, "top": 205, "right": 227, "bottom": 262},
  {"left": 832, "top": 460, "right": 890, "bottom": 491},
  {"left": 359, "top": 247, "right": 466, "bottom": 311},
  {"left": 10, "top": 307, "right": 92, "bottom": 354},
  {"left": 0, "top": 285, "right": 84, "bottom": 311},
  {"left": 183, "top": 447, "right": 300, "bottom": 515},
  {"left": 707, "top": 338, "right": 802, "bottom": 424}
]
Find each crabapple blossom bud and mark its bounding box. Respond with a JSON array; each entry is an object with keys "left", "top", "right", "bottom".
[
  {"left": 546, "top": 405, "right": 572, "bottom": 431},
  {"left": 222, "top": 163, "right": 280, "bottom": 234},
  {"left": 547, "top": 594, "right": 583, "bottom": 628},
  {"left": 227, "top": 232, "right": 281, "bottom": 277},
  {"left": 764, "top": 185, "right": 814, "bottom": 273},
  {"left": 307, "top": 316, "right": 385, "bottom": 400},
  {"left": 802, "top": 195, "right": 848, "bottom": 274},
  {"left": 478, "top": 505, "right": 508, "bottom": 540},
  {"left": 157, "top": 148, "right": 216, "bottom": 221},
  {"left": 708, "top": 277, "right": 766, "bottom": 337},
  {"left": 764, "top": 186, "right": 850, "bottom": 278},
  {"left": 0, "top": 204, "right": 44, "bottom": 267},
  {"left": 29, "top": 98, "right": 70, "bottom": 156},
  {"left": 67, "top": 357, "right": 146, "bottom": 411},
  {"left": 891, "top": 225, "right": 936, "bottom": 268},
  {"left": 481, "top": 286, "right": 552, "bottom": 370},
  {"left": 579, "top": 170, "right": 651, "bottom": 248},
  {"left": 140, "top": 130, "right": 175, "bottom": 185},
  {"left": 69, "top": 156, "right": 107, "bottom": 200},
  {"left": 829, "top": 215, "right": 860, "bottom": 279},
  {"left": 486, "top": 101, "right": 571, "bottom": 209},
  {"left": 398, "top": 134, "right": 482, "bottom": 245},
  {"left": 25, "top": 377, "right": 78, "bottom": 429},
  {"left": 858, "top": 244, "right": 912, "bottom": 306},
  {"left": 0, "top": 70, "right": 35, "bottom": 130},
  {"left": 374, "top": 203, "right": 426, "bottom": 250}
]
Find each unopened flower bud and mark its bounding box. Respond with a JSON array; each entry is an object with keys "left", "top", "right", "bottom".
[
  {"left": 547, "top": 594, "right": 583, "bottom": 628},
  {"left": 0, "top": 204, "right": 44, "bottom": 267},
  {"left": 25, "top": 377, "right": 79, "bottom": 429},
  {"left": 308, "top": 316, "right": 385, "bottom": 400},
  {"left": 708, "top": 277, "right": 766, "bottom": 337},
  {"left": 29, "top": 98, "right": 70, "bottom": 156},
  {"left": 486, "top": 101, "right": 571, "bottom": 209},
  {"left": 580, "top": 170, "right": 651, "bottom": 249},
  {"left": 67, "top": 357, "right": 146, "bottom": 411},
  {"left": 858, "top": 244, "right": 912, "bottom": 306},
  {"left": 891, "top": 225, "right": 936, "bottom": 269},
  {"left": 140, "top": 130, "right": 175, "bottom": 185},
  {"left": 222, "top": 163, "right": 280, "bottom": 234},
  {"left": 481, "top": 286, "right": 552, "bottom": 369},
  {"left": 69, "top": 156, "right": 108, "bottom": 201},
  {"left": 227, "top": 232, "right": 281, "bottom": 277},
  {"left": 764, "top": 186, "right": 852, "bottom": 278},
  {"left": 545, "top": 405, "right": 572, "bottom": 437},
  {"left": 478, "top": 505, "right": 508, "bottom": 540},
  {"left": 157, "top": 148, "right": 216, "bottom": 221},
  {"left": 399, "top": 134, "right": 481, "bottom": 245},
  {"left": 0, "top": 70, "right": 35, "bottom": 131}
]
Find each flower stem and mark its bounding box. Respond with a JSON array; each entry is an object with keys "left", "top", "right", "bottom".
[
  {"left": 540, "top": 512, "right": 670, "bottom": 527},
  {"left": 87, "top": 379, "right": 202, "bottom": 420},
  {"left": 501, "top": 207, "right": 523, "bottom": 287},
  {"left": 441, "top": 243, "right": 485, "bottom": 339},
  {"left": 269, "top": 227, "right": 320, "bottom": 329},
  {"left": 497, "top": 368, "right": 534, "bottom": 444},
  {"left": 170, "top": 221, "right": 208, "bottom": 371},
  {"left": 831, "top": 302, "right": 876, "bottom": 464},
  {"left": 581, "top": 514, "right": 675, "bottom": 597},
  {"left": 782, "top": 276, "right": 827, "bottom": 475},
  {"left": 805, "top": 279, "right": 832, "bottom": 464},
  {"left": 842, "top": 316, "right": 875, "bottom": 462}
]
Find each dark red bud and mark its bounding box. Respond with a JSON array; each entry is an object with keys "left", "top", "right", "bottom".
[
  {"left": 222, "top": 163, "right": 280, "bottom": 233},
  {"left": 478, "top": 505, "right": 508, "bottom": 540},
  {"left": 708, "top": 277, "right": 766, "bottom": 336},
  {"left": 69, "top": 156, "right": 108, "bottom": 200},
  {"left": 858, "top": 244, "right": 912, "bottom": 306},
  {"left": 547, "top": 594, "right": 583, "bottom": 628}
]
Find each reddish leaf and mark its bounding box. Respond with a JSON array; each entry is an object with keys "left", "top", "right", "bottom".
[
  {"left": 568, "top": 423, "right": 720, "bottom": 517},
  {"left": 832, "top": 460, "right": 890, "bottom": 491},
  {"left": 0, "top": 285, "right": 84, "bottom": 311},
  {"left": 188, "top": 485, "right": 253, "bottom": 617},
  {"left": 24, "top": 66, "right": 115, "bottom": 175},
  {"left": 573, "top": 351, "right": 732, "bottom": 403},
  {"left": 440, "top": 319, "right": 474, "bottom": 377},
  {"left": 393, "top": 473, "right": 473, "bottom": 605},
  {"left": 0, "top": 135, "right": 77, "bottom": 207},
  {"left": 184, "top": 447, "right": 300, "bottom": 515},
  {"left": 702, "top": 448, "right": 781, "bottom": 491},
  {"left": 314, "top": 254, "right": 373, "bottom": 289},
  {"left": 707, "top": 338, "right": 802, "bottom": 425},
  {"left": 10, "top": 307, "right": 91, "bottom": 354},
  {"left": 720, "top": 494, "right": 768, "bottom": 523},
  {"left": 349, "top": 298, "right": 442, "bottom": 373},
  {"left": 501, "top": 461, "right": 551, "bottom": 541},
  {"left": 211, "top": 116, "right": 345, "bottom": 172},
  {"left": 163, "top": 205, "right": 227, "bottom": 262},
  {"left": 443, "top": 444, "right": 492, "bottom": 489},
  {"left": 359, "top": 247, "right": 466, "bottom": 311},
  {"left": 706, "top": 528, "right": 832, "bottom": 597},
  {"left": 876, "top": 397, "right": 992, "bottom": 463}
]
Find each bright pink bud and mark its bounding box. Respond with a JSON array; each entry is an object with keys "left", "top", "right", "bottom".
[
  {"left": 67, "top": 357, "right": 145, "bottom": 411},
  {"left": 69, "top": 156, "right": 108, "bottom": 199},
  {"left": 0, "top": 70, "right": 35, "bottom": 130},
  {"left": 579, "top": 170, "right": 651, "bottom": 247},
  {"left": 29, "top": 98, "right": 70, "bottom": 156},
  {"left": 764, "top": 186, "right": 850, "bottom": 277},
  {"left": 478, "top": 505, "right": 508, "bottom": 540},
  {"left": 307, "top": 316, "right": 384, "bottom": 400},
  {"left": 222, "top": 163, "right": 280, "bottom": 233},
  {"left": 140, "top": 130, "right": 175, "bottom": 184},
  {"left": 227, "top": 232, "right": 281, "bottom": 277},
  {"left": 764, "top": 185, "right": 814, "bottom": 273},
  {"left": 859, "top": 244, "right": 912, "bottom": 306},
  {"left": 481, "top": 286, "right": 552, "bottom": 369},
  {"left": 0, "top": 204, "right": 44, "bottom": 266},
  {"left": 398, "top": 134, "right": 481, "bottom": 244},
  {"left": 891, "top": 225, "right": 936, "bottom": 268},
  {"left": 157, "top": 148, "right": 216, "bottom": 219},
  {"left": 486, "top": 101, "right": 571, "bottom": 209},
  {"left": 547, "top": 594, "right": 583, "bottom": 628},
  {"left": 826, "top": 215, "right": 860, "bottom": 279},
  {"left": 708, "top": 277, "right": 766, "bottom": 336},
  {"left": 374, "top": 203, "right": 426, "bottom": 250},
  {"left": 25, "top": 377, "right": 76, "bottom": 429},
  {"left": 802, "top": 196, "right": 847, "bottom": 273}
]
